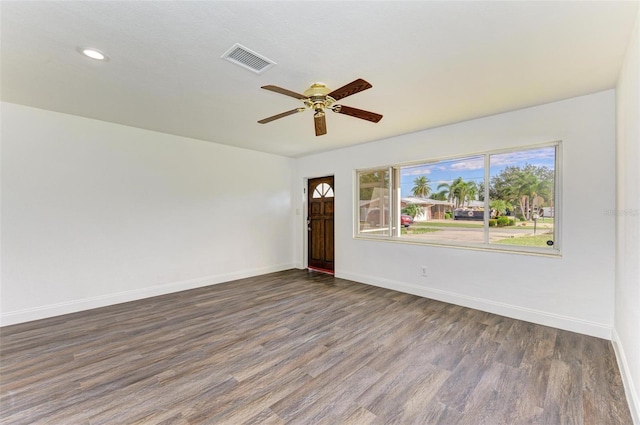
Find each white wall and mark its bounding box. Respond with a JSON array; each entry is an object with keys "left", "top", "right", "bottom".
[
  {"left": 615, "top": 7, "right": 640, "bottom": 423},
  {"left": 0, "top": 102, "right": 295, "bottom": 325},
  {"left": 295, "top": 90, "right": 616, "bottom": 339}
]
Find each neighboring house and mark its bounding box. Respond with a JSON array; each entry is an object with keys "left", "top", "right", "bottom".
[
  {"left": 401, "top": 197, "right": 485, "bottom": 221},
  {"left": 362, "top": 197, "right": 451, "bottom": 221},
  {"left": 400, "top": 197, "right": 434, "bottom": 221},
  {"left": 542, "top": 206, "right": 555, "bottom": 218}
]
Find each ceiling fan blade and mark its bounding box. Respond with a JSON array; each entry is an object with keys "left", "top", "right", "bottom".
[
  {"left": 258, "top": 108, "right": 302, "bottom": 124},
  {"left": 261, "top": 85, "right": 307, "bottom": 100},
  {"left": 334, "top": 105, "right": 383, "bottom": 123},
  {"left": 314, "top": 113, "right": 327, "bottom": 136},
  {"left": 327, "top": 78, "right": 372, "bottom": 101}
]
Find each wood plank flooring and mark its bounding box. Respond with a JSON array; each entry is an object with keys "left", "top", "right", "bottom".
[{"left": 0, "top": 269, "right": 632, "bottom": 424}]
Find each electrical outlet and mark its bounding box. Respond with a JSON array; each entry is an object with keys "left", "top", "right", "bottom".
[{"left": 420, "top": 266, "right": 428, "bottom": 277}]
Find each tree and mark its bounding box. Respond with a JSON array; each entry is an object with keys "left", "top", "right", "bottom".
[
  {"left": 438, "top": 177, "right": 462, "bottom": 209},
  {"left": 491, "top": 166, "right": 521, "bottom": 208},
  {"left": 514, "top": 170, "right": 538, "bottom": 220},
  {"left": 490, "top": 164, "right": 554, "bottom": 220},
  {"left": 402, "top": 203, "right": 424, "bottom": 219},
  {"left": 430, "top": 190, "right": 448, "bottom": 201},
  {"left": 461, "top": 181, "right": 478, "bottom": 206},
  {"left": 490, "top": 199, "right": 513, "bottom": 216},
  {"left": 476, "top": 181, "right": 494, "bottom": 202},
  {"left": 437, "top": 177, "right": 477, "bottom": 209},
  {"left": 411, "top": 176, "right": 431, "bottom": 198}
]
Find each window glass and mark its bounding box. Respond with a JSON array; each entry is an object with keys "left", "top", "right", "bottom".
[
  {"left": 399, "top": 156, "right": 485, "bottom": 244},
  {"left": 488, "top": 147, "right": 556, "bottom": 249},
  {"left": 355, "top": 143, "right": 559, "bottom": 255},
  {"left": 358, "top": 169, "right": 390, "bottom": 236}
]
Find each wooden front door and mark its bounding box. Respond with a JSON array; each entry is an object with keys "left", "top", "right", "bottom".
[{"left": 307, "top": 176, "right": 335, "bottom": 273}]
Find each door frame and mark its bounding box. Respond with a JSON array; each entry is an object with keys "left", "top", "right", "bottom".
[{"left": 303, "top": 175, "right": 335, "bottom": 273}]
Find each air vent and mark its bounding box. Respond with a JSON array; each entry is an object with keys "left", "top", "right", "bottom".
[{"left": 221, "top": 43, "right": 275, "bottom": 74}]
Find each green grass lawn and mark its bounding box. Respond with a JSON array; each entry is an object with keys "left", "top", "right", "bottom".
[
  {"left": 401, "top": 227, "right": 440, "bottom": 235},
  {"left": 413, "top": 219, "right": 554, "bottom": 230},
  {"left": 494, "top": 233, "right": 554, "bottom": 247},
  {"left": 413, "top": 221, "right": 483, "bottom": 229}
]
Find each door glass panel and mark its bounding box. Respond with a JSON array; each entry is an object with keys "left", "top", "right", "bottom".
[{"left": 313, "top": 182, "right": 334, "bottom": 198}]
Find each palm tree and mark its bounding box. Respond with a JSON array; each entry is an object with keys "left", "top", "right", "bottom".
[
  {"left": 411, "top": 176, "right": 431, "bottom": 198},
  {"left": 515, "top": 171, "right": 538, "bottom": 220},
  {"left": 430, "top": 190, "right": 448, "bottom": 201},
  {"left": 462, "top": 181, "right": 478, "bottom": 206},
  {"left": 436, "top": 178, "right": 480, "bottom": 214},
  {"left": 490, "top": 164, "right": 554, "bottom": 220},
  {"left": 490, "top": 199, "right": 513, "bottom": 216},
  {"left": 437, "top": 177, "right": 462, "bottom": 210},
  {"left": 436, "top": 182, "right": 453, "bottom": 210},
  {"left": 442, "top": 177, "right": 474, "bottom": 209}
]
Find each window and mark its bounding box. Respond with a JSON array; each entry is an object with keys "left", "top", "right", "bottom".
[
  {"left": 355, "top": 143, "right": 559, "bottom": 255},
  {"left": 313, "top": 182, "right": 334, "bottom": 198},
  {"left": 358, "top": 168, "right": 390, "bottom": 236},
  {"left": 488, "top": 147, "right": 556, "bottom": 249},
  {"left": 399, "top": 155, "right": 486, "bottom": 244}
]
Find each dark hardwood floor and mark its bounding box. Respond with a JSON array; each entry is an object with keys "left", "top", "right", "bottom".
[{"left": 0, "top": 270, "right": 632, "bottom": 424}]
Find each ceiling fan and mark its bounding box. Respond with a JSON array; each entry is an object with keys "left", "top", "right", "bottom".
[{"left": 258, "top": 78, "right": 383, "bottom": 136}]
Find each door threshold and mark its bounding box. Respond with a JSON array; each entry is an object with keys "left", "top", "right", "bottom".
[{"left": 307, "top": 267, "right": 334, "bottom": 275}]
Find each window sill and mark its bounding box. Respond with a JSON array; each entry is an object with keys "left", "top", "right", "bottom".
[{"left": 353, "top": 234, "right": 562, "bottom": 258}]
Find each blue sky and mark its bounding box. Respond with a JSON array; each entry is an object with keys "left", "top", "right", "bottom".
[{"left": 400, "top": 147, "right": 555, "bottom": 198}]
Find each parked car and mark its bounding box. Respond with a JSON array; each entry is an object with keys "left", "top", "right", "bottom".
[
  {"left": 400, "top": 214, "right": 414, "bottom": 228},
  {"left": 366, "top": 209, "right": 414, "bottom": 228}
]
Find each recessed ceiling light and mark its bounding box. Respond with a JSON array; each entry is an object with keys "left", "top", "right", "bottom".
[{"left": 77, "top": 47, "right": 109, "bottom": 61}]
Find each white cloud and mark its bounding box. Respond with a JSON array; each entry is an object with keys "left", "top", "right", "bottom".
[
  {"left": 433, "top": 179, "right": 452, "bottom": 187},
  {"left": 490, "top": 148, "right": 555, "bottom": 167},
  {"left": 450, "top": 158, "right": 484, "bottom": 171},
  {"left": 401, "top": 167, "right": 432, "bottom": 176}
]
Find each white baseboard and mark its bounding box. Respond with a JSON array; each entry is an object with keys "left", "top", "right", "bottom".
[
  {"left": 337, "top": 271, "right": 612, "bottom": 340},
  {"left": 612, "top": 328, "right": 640, "bottom": 425},
  {"left": 0, "top": 264, "right": 294, "bottom": 327}
]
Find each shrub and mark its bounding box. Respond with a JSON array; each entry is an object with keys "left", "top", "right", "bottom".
[
  {"left": 488, "top": 219, "right": 497, "bottom": 227},
  {"left": 497, "top": 216, "right": 510, "bottom": 227},
  {"left": 402, "top": 203, "right": 424, "bottom": 218},
  {"left": 509, "top": 218, "right": 516, "bottom": 226},
  {"left": 444, "top": 212, "right": 452, "bottom": 219}
]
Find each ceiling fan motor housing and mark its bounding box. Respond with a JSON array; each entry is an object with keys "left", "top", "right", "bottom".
[{"left": 303, "top": 83, "right": 335, "bottom": 113}]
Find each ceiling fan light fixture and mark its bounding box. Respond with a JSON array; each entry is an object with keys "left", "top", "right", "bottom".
[{"left": 303, "top": 82, "right": 331, "bottom": 98}]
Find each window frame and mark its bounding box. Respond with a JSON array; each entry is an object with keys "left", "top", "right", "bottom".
[
  {"left": 354, "top": 142, "right": 562, "bottom": 257},
  {"left": 356, "top": 167, "right": 393, "bottom": 237}
]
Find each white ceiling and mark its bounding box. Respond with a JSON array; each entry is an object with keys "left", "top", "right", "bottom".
[{"left": 1, "top": 1, "right": 638, "bottom": 158}]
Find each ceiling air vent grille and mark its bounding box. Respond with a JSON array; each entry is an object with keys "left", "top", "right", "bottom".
[{"left": 221, "top": 43, "right": 275, "bottom": 74}]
